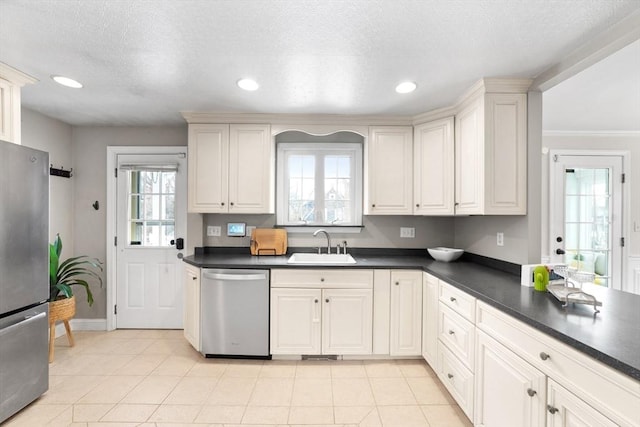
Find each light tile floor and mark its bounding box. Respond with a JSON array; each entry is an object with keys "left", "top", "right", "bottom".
[{"left": 4, "top": 330, "right": 472, "bottom": 427}]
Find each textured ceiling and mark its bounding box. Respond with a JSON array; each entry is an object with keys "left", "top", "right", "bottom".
[{"left": 0, "top": 0, "right": 639, "bottom": 126}]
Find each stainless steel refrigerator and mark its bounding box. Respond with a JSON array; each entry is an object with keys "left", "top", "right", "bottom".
[{"left": 0, "top": 140, "right": 49, "bottom": 423}]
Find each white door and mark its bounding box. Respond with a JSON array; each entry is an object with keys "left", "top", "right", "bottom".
[
  {"left": 550, "top": 154, "right": 624, "bottom": 290},
  {"left": 116, "top": 152, "right": 187, "bottom": 328}
]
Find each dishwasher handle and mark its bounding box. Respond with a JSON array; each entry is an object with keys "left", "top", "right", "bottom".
[{"left": 203, "top": 272, "right": 268, "bottom": 281}]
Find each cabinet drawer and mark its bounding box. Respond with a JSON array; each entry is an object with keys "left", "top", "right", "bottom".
[
  {"left": 271, "top": 269, "right": 373, "bottom": 289},
  {"left": 438, "top": 303, "right": 475, "bottom": 371},
  {"left": 437, "top": 341, "right": 474, "bottom": 420},
  {"left": 439, "top": 280, "right": 476, "bottom": 321},
  {"left": 477, "top": 301, "right": 640, "bottom": 427}
]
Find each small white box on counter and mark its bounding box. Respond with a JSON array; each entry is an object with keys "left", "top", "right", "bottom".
[{"left": 521, "top": 263, "right": 563, "bottom": 287}]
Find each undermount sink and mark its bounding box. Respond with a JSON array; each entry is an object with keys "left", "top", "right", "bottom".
[{"left": 287, "top": 253, "right": 357, "bottom": 264}]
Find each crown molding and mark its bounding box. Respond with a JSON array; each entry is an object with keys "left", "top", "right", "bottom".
[
  {"left": 182, "top": 112, "right": 414, "bottom": 126},
  {"left": 412, "top": 105, "right": 457, "bottom": 125},
  {"left": 543, "top": 130, "right": 640, "bottom": 137},
  {"left": 0, "top": 62, "right": 38, "bottom": 86}
]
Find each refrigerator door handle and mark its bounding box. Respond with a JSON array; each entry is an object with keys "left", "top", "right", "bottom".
[{"left": 0, "top": 311, "right": 47, "bottom": 337}]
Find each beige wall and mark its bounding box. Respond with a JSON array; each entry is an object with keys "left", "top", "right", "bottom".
[
  {"left": 71, "top": 126, "right": 188, "bottom": 318},
  {"left": 20, "top": 108, "right": 74, "bottom": 254},
  {"left": 203, "top": 214, "right": 454, "bottom": 250}
]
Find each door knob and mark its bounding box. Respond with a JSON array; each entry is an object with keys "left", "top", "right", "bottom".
[{"left": 556, "top": 249, "right": 565, "bottom": 255}]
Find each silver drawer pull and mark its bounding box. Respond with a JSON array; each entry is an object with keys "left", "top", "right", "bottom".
[
  {"left": 447, "top": 373, "right": 454, "bottom": 379},
  {"left": 539, "top": 352, "right": 550, "bottom": 361},
  {"left": 547, "top": 405, "right": 558, "bottom": 414},
  {"left": 448, "top": 330, "right": 455, "bottom": 335},
  {"left": 314, "top": 299, "right": 319, "bottom": 303},
  {"left": 450, "top": 297, "right": 456, "bottom": 302},
  {"left": 527, "top": 388, "right": 537, "bottom": 397}
]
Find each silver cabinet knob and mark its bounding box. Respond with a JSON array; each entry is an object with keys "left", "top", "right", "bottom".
[
  {"left": 447, "top": 373, "right": 454, "bottom": 379},
  {"left": 527, "top": 388, "right": 537, "bottom": 397},
  {"left": 448, "top": 330, "right": 455, "bottom": 335},
  {"left": 314, "top": 299, "right": 319, "bottom": 303},
  {"left": 547, "top": 405, "right": 558, "bottom": 414},
  {"left": 539, "top": 352, "right": 550, "bottom": 361},
  {"left": 450, "top": 297, "right": 457, "bottom": 302},
  {"left": 192, "top": 276, "right": 197, "bottom": 280},
  {"left": 320, "top": 278, "right": 325, "bottom": 282},
  {"left": 395, "top": 281, "right": 399, "bottom": 286}
]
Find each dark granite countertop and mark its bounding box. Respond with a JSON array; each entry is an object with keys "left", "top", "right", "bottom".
[{"left": 183, "top": 249, "right": 640, "bottom": 381}]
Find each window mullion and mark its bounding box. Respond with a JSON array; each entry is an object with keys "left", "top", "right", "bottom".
[{"left": 315, "top": 152, "right": 325, "bottom": 224}]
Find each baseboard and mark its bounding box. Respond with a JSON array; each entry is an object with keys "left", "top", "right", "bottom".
[{"left": 54, "top": 318, "right": 107, "bottom": 338}]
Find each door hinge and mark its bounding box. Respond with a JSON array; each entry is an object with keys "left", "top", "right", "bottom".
[
  {"left": 114, "top": 167, "right": 118, "bottom": 178},
  {"left": 621, "top": 173, "right": 625, "bottom": 184},
  {"left": 114, "top": 236, "right": 117, "bottom": 246},
  {"left": 114, "top": 304, "right": 117, "bottom": 315},
  {"left": 553, "top": 154, "right": 558, "bottom": 162},
  {"left": 621, "top": 237, "right": 625, "bottom": 247}
]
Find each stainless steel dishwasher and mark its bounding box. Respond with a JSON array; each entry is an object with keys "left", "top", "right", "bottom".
[{"left": 200, "top": 268, "right": 270, "bottom": 358}]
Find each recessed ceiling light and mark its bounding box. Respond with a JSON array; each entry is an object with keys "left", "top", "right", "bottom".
[
  {"left": 51, "top": 75, "right": 83, "bottom": 89},
  {"left": 237, "top": 78, "right": 259, "bottom": 91},
  {"left": 395, "top": 81, "right": 417, "bottom": 94}
]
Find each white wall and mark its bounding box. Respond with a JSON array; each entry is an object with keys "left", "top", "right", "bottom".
[
  {"left": 20, "top": 108, "right": 74, "bottom": 254},
  {"left": 541, "top": 133, "right": 640, "bottom": 257}
]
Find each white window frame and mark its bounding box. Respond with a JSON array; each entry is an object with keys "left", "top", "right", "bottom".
[{"left": 276, "top": 142, "right": 363, "bottom": 228}]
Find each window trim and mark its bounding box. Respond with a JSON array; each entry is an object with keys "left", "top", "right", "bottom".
[{"left": 276, "top": 142, "right": 363, "bottom": 227}]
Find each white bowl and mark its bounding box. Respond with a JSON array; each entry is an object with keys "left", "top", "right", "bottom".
[{"left": 428, "top": 247, "right": 464, "bottom": 262}]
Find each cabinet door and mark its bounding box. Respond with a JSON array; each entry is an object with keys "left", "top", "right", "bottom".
[
  {"left": 390, "top": 270, "right": 423, "bottom": 356},
  {"left": 475, "top": 330, "right": 546, "bottom": 427},
  {"left": 188, "top": 124, "right": 229, "bottom": 212},
  {"left": 414, "top": 118, "right": 454, "bottom": 215},
  {"left": 228, "top": 124, "right": 274, "bottom": 213},
  {"left": 322, "top": 289, "right": 372, "bottom": 355},
  {"left": 183, "top": 265, "right": 201, "bottom": 351},
  {"left": 484, "top": 93, "right": 527, "bottom": 215},
  {"left": 270, "top": 288, "right": 321, "bottom": 355},
  {"left": 455, "top": 97, "right": 484, "bottom": 215},
  {"left": 546, "top": 380, "right": 617, "bottom": 427},
  {"left": 421, "top": 273, "right": 438, "bottom": 367},
  {"left": 366, "top": 126, "right": 413, "bottom": 215}
]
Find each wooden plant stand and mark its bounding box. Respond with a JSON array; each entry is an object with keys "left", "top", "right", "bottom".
[{"left": 49, "top": 296, "right": 76, "bottom": 363}]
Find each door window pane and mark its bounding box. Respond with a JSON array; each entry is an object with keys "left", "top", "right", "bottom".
[{"left": 127, "top": 170, "right": 176, "bottom": 247}]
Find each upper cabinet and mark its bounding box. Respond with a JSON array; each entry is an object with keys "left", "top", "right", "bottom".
[
  {"left": 0, "top": 63, "right": 37, "bottom": 145},
  {"left": 413, "top": 117, "right": 455, "bottom": 215},
  {"left": 188, "top": 123, "right": 273, "bottom": 213},
  {"left": 366, "top": 126, "right": 413, "bottom": 215},
  {"left": 455, "top": 90, "right": 528, "bottom": 215}
]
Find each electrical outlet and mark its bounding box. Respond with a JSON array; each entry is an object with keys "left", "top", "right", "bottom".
[
  {"left": 207, "top": 226, "right": 221, "bottom": 237},
  {"left": 497, "top": 232, "right": 504, "bottom": 246},
  {"left": 400, "top": 227, "right": 415, "bottom": 238}
]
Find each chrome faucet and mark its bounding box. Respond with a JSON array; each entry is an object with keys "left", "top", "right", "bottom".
[{"left": 313, "top": 229, "right": 331, "bottom": 254}]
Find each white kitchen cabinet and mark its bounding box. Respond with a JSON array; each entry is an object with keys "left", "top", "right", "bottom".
[
  {"left": 183, "top": 264, "right": 201, "bottom": 351},
  {"left": 270, "top": 288, "right": 322, "bottom": 355},
  {"left": 475, "top": 330, "right": 546, "bottom": 427},
  {"left": 321, "top": 288, "right": 373, "bottom": 355},
  {"left": 187, "top": 123, "right": 273, "bottom": 213},
  {"left": 270, "top": 269, "right": 373, "bottom": 355},
  {"left": 476, "top": 301, "right": 640, "bottom": 427},
  {"left": 389, "top": 270, "right": 423, "bottom": 356},
  {"left": 437, "top": 340, "right": 475, "bottom": 419},
  {"left": 421, "top": 272, "right": 439, "bottom": 367},
  {"left": 546, "top": 380, "right": 618, "bottom": 427},
  {"left": 413, "top": 118, "right": 455, "bottom": 215},
  {"left": 0, "top": 64, "right": 36, "bottom": 145},
  {"left": 455, "top": 92, "right": 527, "bottom": 215},
  {"left": 366, "top": 126, "right": 413, "bottom": 215}
]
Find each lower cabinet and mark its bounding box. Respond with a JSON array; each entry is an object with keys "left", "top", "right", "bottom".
[
  {"left": 475, "top": 330, "right": 546, "bottom": 427},
  {"left": 421, "top": 272, "right": 439, "bottom": 367},
  {"left": 183, "top": 264, "right": 201, "bottom": 351},
  {"left": 389, "top": 270, "right": 423, "bottom": 356},
  {"left": 270, "top": 287, "right": 373, "bottom": 355},
  {"left": 546, "top": 380, "right": 618, "bottom": 427}
]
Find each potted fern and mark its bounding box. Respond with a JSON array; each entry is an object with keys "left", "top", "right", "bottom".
[{"left": 49, "top": 234, "right": 103, "bottom": 325}]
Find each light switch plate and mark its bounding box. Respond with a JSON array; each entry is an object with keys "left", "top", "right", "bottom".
[
  {"left": 497, "top": 232, "right": 504, "bottom": 246},
  {"left": 400, "top": 227, "right": 415, "bottom": 238},
  {"left": 207, "top": 226, "right": 221, "bottom": 237}
]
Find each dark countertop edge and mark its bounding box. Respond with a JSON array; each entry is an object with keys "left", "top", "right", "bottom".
[{"left": 183, "top": 249, "right": 640, "bottom": 381}]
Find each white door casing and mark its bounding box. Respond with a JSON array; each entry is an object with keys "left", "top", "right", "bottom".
[
  {"left": 549, "top": 151, "right": 626, "bottom": 291},
  {"left": 106, "top": 147, "right": 187, "bottom": 330}
]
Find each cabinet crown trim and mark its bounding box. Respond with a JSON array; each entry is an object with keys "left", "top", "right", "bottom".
[{"left": 0, "top": 62, "right": 38, "bottom": 86}]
